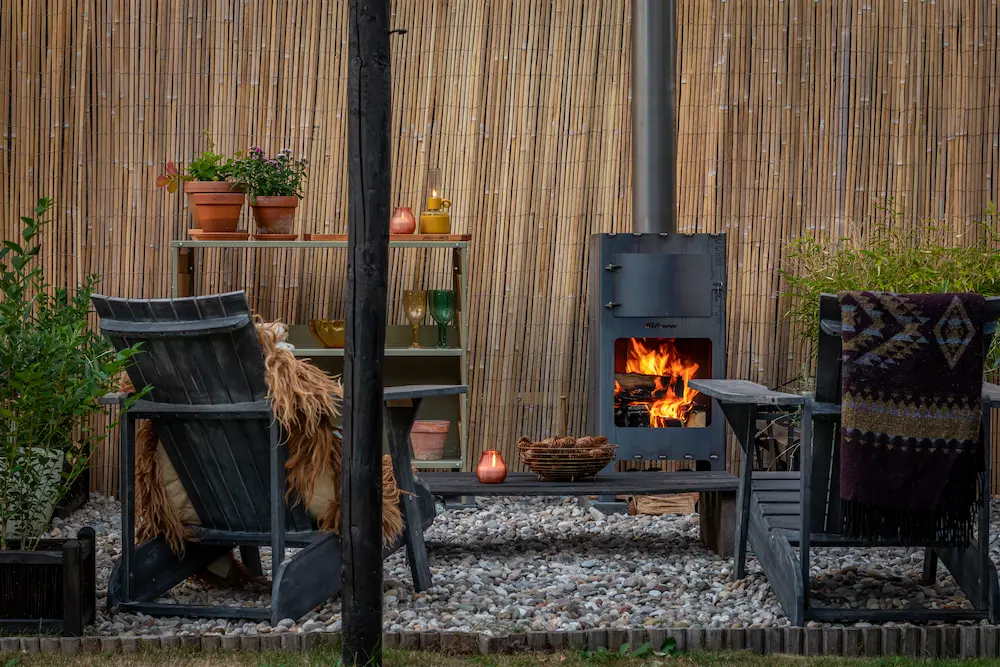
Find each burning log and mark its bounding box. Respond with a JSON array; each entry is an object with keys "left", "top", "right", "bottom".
[
  {"left": 684, "top": 406, "right": 707, "bottom": 428},
  {"left": 614, "top": 372, "right": 685, "bottom": 397}
]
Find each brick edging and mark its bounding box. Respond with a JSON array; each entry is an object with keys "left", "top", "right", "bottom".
[{"left": 0, "top": 626, "right": 996, "bottom": 658}]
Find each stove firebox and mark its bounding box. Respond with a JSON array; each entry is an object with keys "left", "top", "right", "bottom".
[{"left": 589, "top": 233, "right": 727, "bottom": 470}]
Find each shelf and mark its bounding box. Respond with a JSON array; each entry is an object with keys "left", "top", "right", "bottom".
[
  {"left": 172, "top": 239, "right": 468, "bottom": 249},
  {"left": 292, "top": 346, "right": 462, "bottom": 358},
  {"left": 413, "top": 458, "right": 463, "bottom": 470},
  {"left": 171, "top": 239, "right": 470, "bottom": 472}
]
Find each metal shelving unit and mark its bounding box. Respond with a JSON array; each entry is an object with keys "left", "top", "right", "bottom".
[{"left": 170, "top": 238, "right": 469, "bottom": 470}]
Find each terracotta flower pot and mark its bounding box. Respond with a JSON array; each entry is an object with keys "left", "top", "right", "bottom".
[
  {"left": 184, "top": 181, "right": 245, "bottom": 233},
  {"left": 251, "top": 196, "right": 299, "bottom": 235},
  {"left": 410, "top": 420, "right": 450, "bottom": 461}
]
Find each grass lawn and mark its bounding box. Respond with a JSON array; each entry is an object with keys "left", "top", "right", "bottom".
[{"left": 4, "top": 649, "right": 1000, "bottom": 667}]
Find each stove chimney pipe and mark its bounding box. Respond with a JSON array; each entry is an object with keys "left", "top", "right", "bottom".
[{"left": 631, "top": 0, "right": 677, "bottom": 234}]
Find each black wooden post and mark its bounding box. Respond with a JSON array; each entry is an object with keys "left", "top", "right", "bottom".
[{"left": 342, "top": 0, "right": 392, "bottom": 665}]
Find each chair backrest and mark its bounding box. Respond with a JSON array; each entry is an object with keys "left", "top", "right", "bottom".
[
  {"left": 810, "top": 292, "right": 1000, "bottom": 533},
  {"left": 92, "top": 291, "right": 313, "bottom": 534}
]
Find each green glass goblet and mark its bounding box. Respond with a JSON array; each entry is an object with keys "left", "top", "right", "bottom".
[{"left": 427, "top": 289, "right": 456, "bottom": 348}]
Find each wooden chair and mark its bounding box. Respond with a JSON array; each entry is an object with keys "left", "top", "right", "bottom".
[
  {"left": 93, "top": 291, "right": 466, "bottom": 623},
  {"left": 691, "top": 293, "right": 1000, "bottom": 624}
]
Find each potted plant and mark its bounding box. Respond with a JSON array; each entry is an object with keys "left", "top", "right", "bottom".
[
  {"left": 229, "top": 146, "right": 308, "bottom": 235},
  {"left": 0, "top": 198, "right": 145, "bottom": 635},
  {"left": 156, "top": 131, "right": 245, "bottom": 233}
]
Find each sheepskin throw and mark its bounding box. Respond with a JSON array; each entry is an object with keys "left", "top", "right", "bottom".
[{"left": 129, "top": 318, "right": 404, "bottom": 555}]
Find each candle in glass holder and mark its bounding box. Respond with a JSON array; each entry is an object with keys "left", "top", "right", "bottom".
[
  {"left": 476, "top": 450, "right": 507, "bottom": 484},
  {"left": 420, "top": 168, "right": 452, "bottom": 234}
]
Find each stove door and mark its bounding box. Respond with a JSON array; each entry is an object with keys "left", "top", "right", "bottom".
[{"left": 612, "top": 252, "right": 713, "bottom": 318}]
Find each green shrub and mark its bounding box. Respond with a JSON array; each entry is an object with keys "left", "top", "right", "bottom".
[
  {"left": 780, "top": 202, "right": 1000, "bottom": 371},
  {"left": 0, "top": 198, "right": 145, "bottom": 549}
]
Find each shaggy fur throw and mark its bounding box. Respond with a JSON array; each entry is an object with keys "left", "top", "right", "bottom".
[{"left": 127, "top": 318, "right": 404, "bottom": 556}]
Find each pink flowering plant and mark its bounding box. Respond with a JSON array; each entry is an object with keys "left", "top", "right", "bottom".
[{"left": 228, "top": 146, "right": 308, "bottom": 202}]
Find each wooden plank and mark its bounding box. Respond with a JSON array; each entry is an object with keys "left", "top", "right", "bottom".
[
  {"left": 747, "top": 493, "right": 804, "bottom": 625},
  {"left": 420, "top": 471, "right": 738, "bottom": 496},
  {"left": 751, "top": 478, "right": 803, "bottom": 491},
  {"left": 807, "top": 608, "right": 989, "bottom": 622},
  {"left": 99, "top": 313, "right": 251, "bottom": 337},
  {"left": 935, "top": 541, "right": 1000, "bottom": 622},
  {"left": 303, "top": 233, "right": 472, "bottom": 242},
  {"left": 271, "top": 533, "right": 343, "bottom": 625},
  {"left": 119, "top": 602, "right": 271, "bottom": 621},
  {"left": 383, "top": 403, "right": 432, "bottom": 591},
  {"left": 107, "top": 537, "right": 234, "bottom": 607},
  {"left": 127, "top": 400, "right": 271, "bottom": 418},
  {"left": 383, "top": 384, "right": 468, "bottom": 401},
  {"left": 758, "top": 502, "right": 801, "bottom": 516}
]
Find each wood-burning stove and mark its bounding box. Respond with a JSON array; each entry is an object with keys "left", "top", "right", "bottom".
[{"left": 589, "top": 232, "right": 727, "bottom": 470}]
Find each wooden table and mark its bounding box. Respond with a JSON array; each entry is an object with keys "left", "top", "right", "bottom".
[{"left": 421, "top": 471, "right": 739, "bottom": 556}]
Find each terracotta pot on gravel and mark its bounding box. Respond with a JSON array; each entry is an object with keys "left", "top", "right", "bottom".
[
  {"left": 410, "top": 420, "right": 450, "bottom": 461},
  {"left": 251, "top": 196, "right": 299, "bottom": 235},
  {"left": 184, "top": 181, "right": 245, "bottom": 233}
]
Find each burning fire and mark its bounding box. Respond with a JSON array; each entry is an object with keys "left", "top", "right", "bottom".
[{"left": 615, "top": 338, "right": 700, "bottom": 427}]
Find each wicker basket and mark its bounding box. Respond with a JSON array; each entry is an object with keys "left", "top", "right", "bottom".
[{"left": 517, "top": 437, "right": 618, "bottom": 482}]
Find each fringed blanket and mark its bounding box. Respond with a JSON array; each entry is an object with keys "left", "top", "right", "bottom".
[
  {"left": 128, "top": 318, "right": 404, "bottom": 561},
  {"left": 839, "top": 291, "right": 985, "bottom": 546}
]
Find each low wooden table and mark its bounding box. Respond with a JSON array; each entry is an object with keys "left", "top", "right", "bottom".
[{"left": 420, "top": 471, "right": 739, "bottom": 557}]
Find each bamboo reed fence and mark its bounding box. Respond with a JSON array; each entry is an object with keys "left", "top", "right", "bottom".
[{"left": 3, "top": 0, "right": 1000, "bottom": 495}]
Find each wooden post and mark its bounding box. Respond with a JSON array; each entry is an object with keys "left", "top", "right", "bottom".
[{"left": 342, "top": 1, "right": 392, "bottom": 665}]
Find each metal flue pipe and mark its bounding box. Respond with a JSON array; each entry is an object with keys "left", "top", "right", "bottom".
[{"left": 631, "top": 0, "right": 677, "bottom": 234}]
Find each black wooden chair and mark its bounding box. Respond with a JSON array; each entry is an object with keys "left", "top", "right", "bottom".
[
  {"left": 691, "top": 293, "right": 1000, "bottom": 625},
  {"left": 94, "top": 291, "right": 465, "bottom": 623}
]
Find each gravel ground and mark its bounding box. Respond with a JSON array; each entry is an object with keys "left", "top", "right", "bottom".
[{"left": 47, "top": 494, "right": 1000, "bottom": 637}]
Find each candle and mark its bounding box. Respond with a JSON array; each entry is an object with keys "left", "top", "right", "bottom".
[{"left": 476, "top": 450, "right": 507, "bottom": 484}]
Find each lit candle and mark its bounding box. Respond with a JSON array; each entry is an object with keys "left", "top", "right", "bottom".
[{"left": 476, "top": 449, "right": 507, "bottom": 484}]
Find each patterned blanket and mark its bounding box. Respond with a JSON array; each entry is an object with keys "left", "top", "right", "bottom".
[{"left": 839, "top": 291, "right": 985, "bottom": 546}]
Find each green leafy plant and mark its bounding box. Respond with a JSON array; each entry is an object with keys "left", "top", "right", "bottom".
[
  {"left": 0, "top": 198, "right": 146, "bottom": 550},
  {"left": 155, "top": 130, "right": 235, "bottom": 193},
  {"left": 780, "top": 201, "right": 1000, "bottom": 370},
  {"left": 228, "top": 146, "right": 308, "bottom": 200},
  {"left": 579, "top": 640, "right": 679, "bottom": 663}
]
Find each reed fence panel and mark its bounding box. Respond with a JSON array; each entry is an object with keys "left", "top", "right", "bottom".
[{"left": 2, "top": 0, "right": 999, "bottom": 494}]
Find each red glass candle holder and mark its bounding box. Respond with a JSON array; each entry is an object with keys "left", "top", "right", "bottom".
[{"left": 476, "top": 450, "right": 507, "bottom": 484}]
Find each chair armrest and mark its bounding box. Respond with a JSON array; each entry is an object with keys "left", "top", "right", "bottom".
[
  {"left": 984, "top": 382, "right": 1000, "bottom": 409},
  {"left": 100, "top": 391, "right": 131, "bottom": 406},
  {"left": 689, "top": 379, "right": 804, "bottom": 406}
]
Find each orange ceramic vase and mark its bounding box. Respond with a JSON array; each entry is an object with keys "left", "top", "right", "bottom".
[
  {"left": 251, "top": 195, "right": 299, "bottom": 235},
  {"left": 184, "top": 181, "right": 245, "bottom": 233},
  {"left": 476, "top": 450, "right": 507, "bottom": 484},
  {"left": 389, "top": 207, "right": 416, "bottom": 234}
]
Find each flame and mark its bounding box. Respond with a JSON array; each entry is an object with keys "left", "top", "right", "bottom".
[
  {"left": 431, "top": 188, "right": 439, "bottom": 198},
  {"left": 617, "top": 338, "right": 700, "bottom": 427}
]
